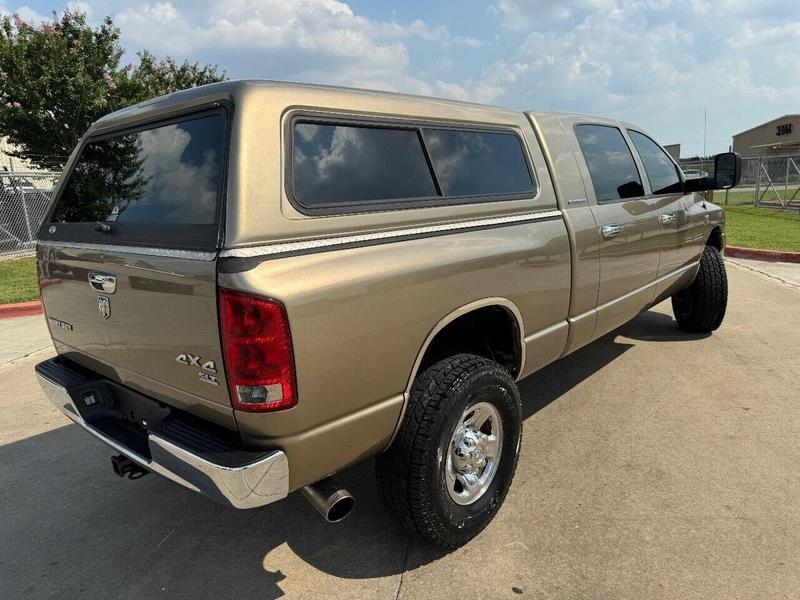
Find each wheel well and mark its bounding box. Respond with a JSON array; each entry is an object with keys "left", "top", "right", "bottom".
[
  {"left": 417, "top": 306, "right": 522, "bottom": 378},
  {"left": 707, "top": 226, "right": 724, "bottom": 250}
]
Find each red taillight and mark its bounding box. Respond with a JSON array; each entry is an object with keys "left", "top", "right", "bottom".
[{"left": 219, "top": 289, "right": 297, "bottom": 412}]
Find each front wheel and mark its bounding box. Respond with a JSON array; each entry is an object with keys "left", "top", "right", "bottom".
[
  {"left": 376, "top": 354, "right": 522, "bottom": 549},
  {"left": 672, "top": 245, "right": 728, "bottom": 333}
]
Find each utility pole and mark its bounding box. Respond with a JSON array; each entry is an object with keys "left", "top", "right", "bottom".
[{"left": 703, "top": 108, "right": 707, "bottom": 158}]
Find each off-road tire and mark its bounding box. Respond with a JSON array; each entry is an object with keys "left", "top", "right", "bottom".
[
  {"left": 672, "top": 245, "right": 728, "bottom": 333},
  {"left": 376, "top": 354, "right": 522, "bottom": 549}
]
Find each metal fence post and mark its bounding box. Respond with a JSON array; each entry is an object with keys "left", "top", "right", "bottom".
[
  {"left": 755, "top": 156, "right": 761, "bottom": 207},
  {"left": 22, "top": 189, "right": 34, "bottom": 243}
]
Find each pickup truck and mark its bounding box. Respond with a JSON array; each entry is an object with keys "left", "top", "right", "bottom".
[{"left": 35, "top": 80, "right": 741, "bottom": 548}]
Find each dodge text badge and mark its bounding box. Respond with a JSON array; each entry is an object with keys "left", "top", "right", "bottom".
[{"left": 97, "top": 296, "right": 111, "bottom": 319}]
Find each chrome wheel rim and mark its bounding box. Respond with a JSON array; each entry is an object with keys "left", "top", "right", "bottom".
[{"left": 445, "top": 401, "right": 503, "bottom": 506}]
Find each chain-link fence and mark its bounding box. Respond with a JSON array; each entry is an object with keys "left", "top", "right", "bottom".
[
  {"left": 751, "top": 155, "right": 800, "bottom": 209},
  {"left": 0, "top": 170, "right": 59, "bottom": 260},
  {"left": 680, "top": 155, "right": 800, "bottom": 208}
]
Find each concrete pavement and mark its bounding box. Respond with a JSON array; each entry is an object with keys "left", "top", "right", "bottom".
[
  {"left": 0, "top": 313, "right": 52, "bottom": 367},
  {"left": 1, "top": 261, "right": 799, "bottom": 599},
  {"left": 726, "top": 256, "right": 800, "bottom": 289}
]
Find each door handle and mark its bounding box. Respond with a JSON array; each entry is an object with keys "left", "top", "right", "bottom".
[
  {"left": 600, "top": 224, "right": 622, "bottom": 239},
  {"left": 88, "top": 272, "right": 117, "bottom": 294},
  {"left": 660, "top": 212, "right": 676, "bottom": 225}
]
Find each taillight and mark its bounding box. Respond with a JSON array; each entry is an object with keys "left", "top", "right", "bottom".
[{"left": 219, "top": 289, "right": 297, "bottom": 412}]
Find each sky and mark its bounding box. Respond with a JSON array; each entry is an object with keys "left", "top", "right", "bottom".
[{"left": 3, "top": 0, "right": 800, "bottom": 156}]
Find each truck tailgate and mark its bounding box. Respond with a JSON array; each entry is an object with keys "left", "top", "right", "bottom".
[
  {"left": 38, "top": 244, "right": 233, "bottom": 428},
  {"left": 36, "top": 106, "right": 235, "bottom": 429}
]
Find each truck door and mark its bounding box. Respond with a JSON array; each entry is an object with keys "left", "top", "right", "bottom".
[
  {"left": 625, "top": 129, "right": 699, "bottom": 281},
  {"left": 572, "top": 123, "right": 662, "bottom": 338}
]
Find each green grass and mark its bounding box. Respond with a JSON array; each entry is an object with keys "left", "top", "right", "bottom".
[
  {"left": 722, "top": 206, "right": 800, "bottom": 252},
  {"left": 0, "top": 257, "right": 39, "bottom": 304},
  {"left": 713, "top": 189, "right": 761, "bottom": 207}
]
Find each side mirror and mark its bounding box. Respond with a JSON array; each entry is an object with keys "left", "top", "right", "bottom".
[
  {"left": 713, "top": 152, "right": 741, "bottom": 189},
  {"left": 683, "top": 151, "right": 742, "bottom": 193}
]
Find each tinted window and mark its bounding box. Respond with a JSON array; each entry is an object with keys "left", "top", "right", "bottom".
[
  {"left": 53, "top": 115, "right": 225, "bottom": 224},
  {"left": 575, "top": 125, "right": 644, "bottom": 202},
  {"left": 423, "top": 129, "right": 534, "bottom": 197},
  {"left": 628, "top": 130, "right": 682, "bottom": 195},
  {"left": 292, "top": 122, "right": 437, "bottom": 207}
]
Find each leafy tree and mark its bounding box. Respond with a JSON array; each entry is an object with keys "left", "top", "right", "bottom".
[{"left": 0, "top": 10, "right": 226, "bottom": 169}]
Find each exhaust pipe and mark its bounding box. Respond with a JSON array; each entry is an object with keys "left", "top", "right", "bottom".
[
  {"left": 302, "top": 476, "right": 355, "bottom": 523},
  {"left": 111, "top": 454, "right": 149, "bottom": 480}
]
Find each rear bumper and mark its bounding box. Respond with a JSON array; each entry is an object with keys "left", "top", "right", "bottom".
[{"left": 35, "top": 358, "right": 289, "bottom": 509}]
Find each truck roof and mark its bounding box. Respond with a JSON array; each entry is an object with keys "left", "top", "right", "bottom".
[{"left": 92, "top": 79, "right": 533, "bottom": 132}]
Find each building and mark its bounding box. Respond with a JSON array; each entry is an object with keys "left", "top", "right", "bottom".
[
  {"left": 663, "top": 143, "right": 681, "bottom": 161},
  {"left": 0, "top": 137, "right": 64, "bottom": 173},
  {"left": 732, "top": 115, "right": 800, "bottom": 158},
  {"left": 1, "top": 137, "right": 44, "bottom": 172}
]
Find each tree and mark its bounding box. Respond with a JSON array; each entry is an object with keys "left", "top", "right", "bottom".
[{"left": 0, "top": 11, "right": 226, "bottom": 169}]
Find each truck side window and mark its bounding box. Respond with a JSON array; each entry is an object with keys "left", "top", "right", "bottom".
[
  {"left": 292, "top": 122, "right": 438, "bottom": 207},
  {"left": 422, "top": 129, "right": 535, "bottom": 197},
  {"left": 627, "top": 130, "right": 682, "bottom": 195},
  {"left": 290, "top": 119, "right": 536, "bottom": 212},
  {"left": 575, "top": 124, "right": 644, "bottom": 203}
]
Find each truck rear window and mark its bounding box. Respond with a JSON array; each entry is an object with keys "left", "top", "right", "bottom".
[{"left": 53, "top": 114, "right": 225, "bottom": 225}]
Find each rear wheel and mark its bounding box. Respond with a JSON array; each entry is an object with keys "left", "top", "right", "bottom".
[
  {"left": 672, "top": 245, "right": 728, "bottom": 333},
  {"left": 376, "top": 354, "right": 522, "bottom": 549}
]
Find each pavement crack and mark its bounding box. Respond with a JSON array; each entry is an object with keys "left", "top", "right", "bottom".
[
  {"left": 727, "top": 258, "right": 800, "bottom": 291},
  {"left": 155, "top": 528, "right": 175, "bottom": 550},
  {"left": 0, "top": 345, "right": 53, "bottom": 371},
  {"left": 394, "top": 534, "right": 412, "bottom": 600}
]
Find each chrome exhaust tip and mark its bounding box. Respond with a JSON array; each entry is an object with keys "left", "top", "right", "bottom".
[{"left": 302, "top": 476, "right": 355, "bottom": 523}]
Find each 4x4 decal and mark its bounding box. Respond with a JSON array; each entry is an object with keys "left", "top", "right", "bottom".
[{"left": 175, "top": 353, "right": 219, "bottom": 385}]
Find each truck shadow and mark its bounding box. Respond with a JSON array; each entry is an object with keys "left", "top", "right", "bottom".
[
  {"left": 520, "top": 307, "right": 706, "bottom": 420},
  {"left": 1, "top": 308, "right": 687, "bottom": 599}
]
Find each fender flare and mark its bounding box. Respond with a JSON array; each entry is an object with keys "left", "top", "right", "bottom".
[{"left": 383, "top": 297, "right": 526, "bottom": 451}]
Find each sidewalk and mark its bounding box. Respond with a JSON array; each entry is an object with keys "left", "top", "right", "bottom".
[
  {"left": 0, "top": 314, "right": 53, "bottom": 368},
  {"left": 726, "top": 256, "right": 800, "bottom": 290}
]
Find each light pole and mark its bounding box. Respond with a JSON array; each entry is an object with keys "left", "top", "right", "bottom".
[{"left": 703, "top": 107, "right": 707, "bottom": 158}]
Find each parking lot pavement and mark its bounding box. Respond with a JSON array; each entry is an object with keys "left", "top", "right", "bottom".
[
  {"left": 0, "top": 313, "right": 52, "bottom": 367},
  {"left": 1, "top": 261, "right": 799, "bottom": 600}
]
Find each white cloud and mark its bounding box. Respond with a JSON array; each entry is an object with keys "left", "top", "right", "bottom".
[
  {"left": 112, "top": 0, "right": 483, "bottom": 97},
  {"left": 482, "top": 0, "right": 800, "bottom": 153},
  {"left": 4, "top": 0, "right": 798, "bottom": 154},
  {"left": 8, "top": 4, "right": 49, "bottom": 24},
  {"left": 65, "top": 1, "right": 92, "bottom": 17}
]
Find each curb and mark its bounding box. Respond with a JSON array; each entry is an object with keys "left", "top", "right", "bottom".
[
  {"left": 0, "top": 300, "right": 43, "bottom": 319},
  {"left": 726, "top": 246, "right": 800, "bottom": 264}
]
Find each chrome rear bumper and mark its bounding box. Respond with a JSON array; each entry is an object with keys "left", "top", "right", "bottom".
[{"left": 35, "top": 359, "right": 289, "bottom": 509}]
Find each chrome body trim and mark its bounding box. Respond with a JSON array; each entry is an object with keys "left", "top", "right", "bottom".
[
  {"left": 220, "top": 210, "right": 563, "bottom": 259},
  {"left": 523, "top": 320, "right": 569, "bottom": 345},
  {"left": 37, "top": 240, "right": 217, "bottom": 261},
  {"left": 36, "top": 368, "right": 289, "bottom": 509}
]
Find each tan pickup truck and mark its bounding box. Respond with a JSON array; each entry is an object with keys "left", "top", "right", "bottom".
[{"left": 35, "top": 80, "right": 740, "bottom": 548}]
